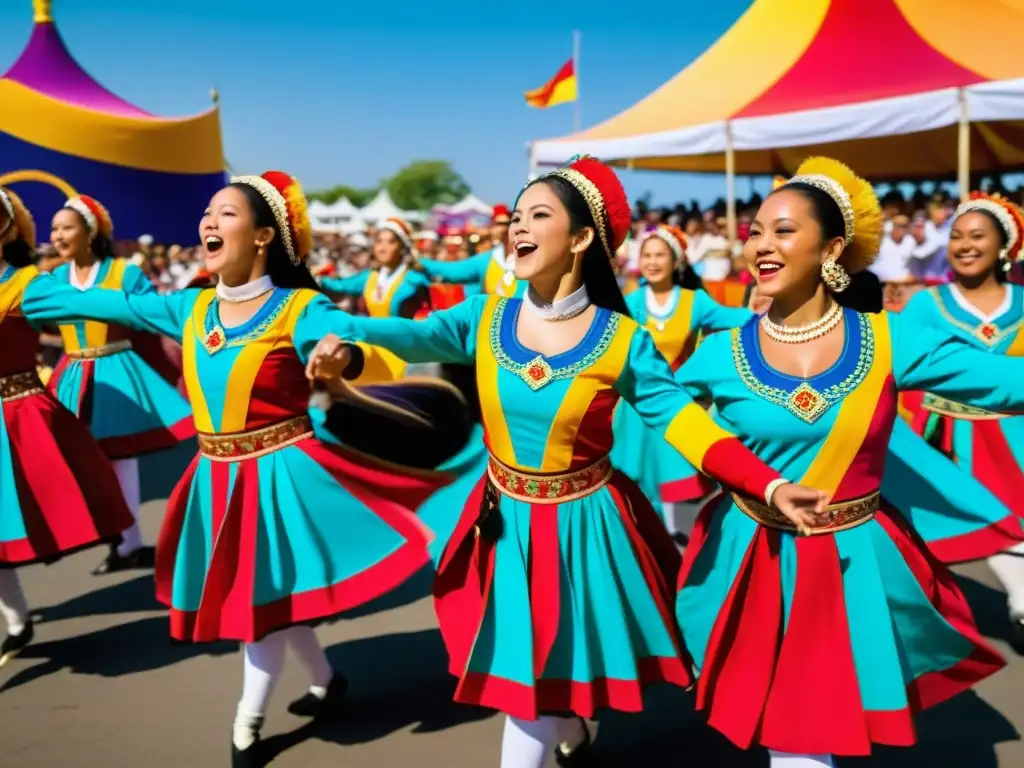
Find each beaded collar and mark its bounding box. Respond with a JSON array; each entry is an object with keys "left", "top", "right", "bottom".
[
  {"left": 489, "top": 298, "right": 619, "bottom": 390},
  {"left": 932, "top": 284, "right": 1024, "bottom": 348},
  {"left": 732, "top": 308, "right": 873, "bottom": 424}
]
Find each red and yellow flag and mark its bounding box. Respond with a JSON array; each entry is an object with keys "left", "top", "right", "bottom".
[{"left": 524, "top": 58, "right": 577, "bottom": 109}]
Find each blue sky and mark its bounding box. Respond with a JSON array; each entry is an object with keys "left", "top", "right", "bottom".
[{"left": 0, "top": 0, "right": 764, "bottom": 207}]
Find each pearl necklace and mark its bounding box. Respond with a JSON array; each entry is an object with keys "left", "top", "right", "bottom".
[
  {"left": 760, "top": 300, "right": 842, "bottom": 344},
  {"left": 216, "top": 275, "right": 274, "bottom": 303},
  {"left": 524, "top": 284, "right": 591, "bottom": 322}
]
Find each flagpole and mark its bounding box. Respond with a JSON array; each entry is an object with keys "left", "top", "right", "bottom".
[{"left": 572, "top": 30, "right": 581, "bottom": 133}]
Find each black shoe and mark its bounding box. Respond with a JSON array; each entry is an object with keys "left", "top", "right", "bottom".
[
  {"left": 231, "top": 738, "right": 262, "bottom": 768},
  {"left": 554, "top": 717, "right": 594, "bottom": 767},
  {"left": 0, "top": 620, "right": 34, "bottom": 668},
  {"left": 91, "top": 545, "right": 156, "bottom": 575},
  {"left": 1010, "top": 617, "right": 1024, "bottom": 656},
  {"left": 287, "top": 673, "right": 350, "bottom": 717}
]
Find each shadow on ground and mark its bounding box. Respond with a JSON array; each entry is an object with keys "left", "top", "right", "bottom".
[
  {"left": 261, "top": 628, "right": 494, "bottom": 763},
  {"left": 259, "top": 626, "right": 1019, "bottom": 768},
  {"left": 0, "top": 615, "right": 234, "bottom": 694}
]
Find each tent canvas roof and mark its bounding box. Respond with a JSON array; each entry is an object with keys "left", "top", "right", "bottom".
[
  {"left": 532, "top": 0, "right": 1024, "bottom": 178},
  {"left": 4, "top": 7, "right": 151, "bottom": 118},
  {"left": 359, "top": 189, "right": 405, "bottom": 221}
]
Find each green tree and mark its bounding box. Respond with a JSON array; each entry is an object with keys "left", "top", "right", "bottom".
[
  {"left": 385, "top": 160, "right": 471, "bottom": 211},
  {"left": 307, "top": 185, "right": 378, "bottom": 207}
]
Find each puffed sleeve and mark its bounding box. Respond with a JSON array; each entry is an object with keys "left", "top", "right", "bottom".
[
  {"left": 346, "top": 294, "right": 489, "bottom": 365},
  {"left": 691, "top": 288, "right": 755, "bottom": 332},
  {"left": 615, "top": 325, "right": 782, "bottom": 502},
  {"left": 21, "top": 272, "right": 198, "bottom": 341},
  {"left": 321, "top": 271, "right": 370, "bottom": 295},
  {"left": 890, "top": 311, "right": 1024, "bottom": 412},
  {"left": 417, "top": 252, "right": 490, "bottom": 284}
]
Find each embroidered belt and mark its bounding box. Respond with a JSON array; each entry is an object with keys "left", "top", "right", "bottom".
[
  {"left": 0, "top": 370, "right": 44, "bottom": 402},
  {"left": 197, "top": 416, "right": 313, "bottom": 462},
  {"left": 732, "top": 490, "right": 880, "bottom": 535},
  {"left": 921, "top": 392, "right": 1004, "bottom": 421},
  {"left": 66, "top": 340, "right": 132, "bottom": 359},
  {"left": 487, "top": 455, "right": 613, "bottom": 504}
]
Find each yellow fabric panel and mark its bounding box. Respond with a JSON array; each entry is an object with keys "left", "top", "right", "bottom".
[
  {"left": 648, "top": 289, "right": 695, "bottom": 364},
  {"left": 83, "top": 258, "right": 127, "bottom": 348},
  {"left": 183, "top": 290, "right": 216, "bottom": 433},
  {"left": 539, "top": 320, "right": 634, "bottom": 471},
  {"left": 0, "top": 80, "right": 224, "bottom": 175},
  {"left": 0, "top": 265, "right": 38, "bottom": 321},
  {"left": 548, "top": 0, "right": 828, "bottom": 142},
  {"left": 896, "top": 0, "right": 1024, "bottom": 80},
  {"left": 351, "top": 345, "right": 408, "bottom": 383},
  {"left": 799, "top": 312, "right": 892, "bottom": 496},
  {"left": 664, "top": 400, "right": 736, "bottom": 471},
  {"left": 220, "top": 290, "right": 318, "bottom": 433},
  {"left": 476, "top": 296, "right": 516, "bottom": 465}
]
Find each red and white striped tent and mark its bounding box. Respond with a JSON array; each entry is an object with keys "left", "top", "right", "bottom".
[{"left": 531, "top": 0, "right": 1024, "bottom": 188}]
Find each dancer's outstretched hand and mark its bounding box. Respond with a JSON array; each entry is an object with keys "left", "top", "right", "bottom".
[
  {"left": 306, "top": 333, "right": 352, "bottom": 384},
  {"left": 771, "top": 483, "right": 830, "bottom": 536}
]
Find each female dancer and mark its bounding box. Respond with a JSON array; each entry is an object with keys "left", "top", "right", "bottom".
[
  {"left": 320, "top": 216, "right": 431, "bottom": 380},
  {"left": 897, "top": 193, "right": 1024, "bottom": 651},
  {"left": 674, "top": 158, "right": 1024, "bottom": 767},
  {"left": 321, "top": 216, "right": 430, "bottom": 318},
  {"left": 610, "top": 224, "right": 751, "bottom": 540},
  {"left": 414, "top": 205, "right": 524, "bottom": 298},
  {"left": 0, "top": 188, "right": 133, "bottom": 666},
  {"left": 23, "top": 171, "right": 457, "bottom": 767},
  {"left": 307, "top": 155, "right": 827, "bottom": 768},
  {"left": 48, "top": 195, "right": 194, "bottom": 574}
]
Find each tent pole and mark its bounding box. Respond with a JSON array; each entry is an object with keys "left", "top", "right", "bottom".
[
  {"left": 957, "top": 88, "right": 970, "bottom": 199},
  {"left": 527, "top": 142, "right": 538, "bottom": 181},
  {"left": 725, "top": 121, "right": 737, "bottom": 241}
]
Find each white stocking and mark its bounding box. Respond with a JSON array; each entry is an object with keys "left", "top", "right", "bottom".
[
  {"left": 500, "top": 715, "right": 560, "bottom": 768},
  {"left": 285, "top": 625, "right": 333, "bottom": 695},
  {"left": 768, "top": 750, "right": 835, "bottom": 767},
  {"left": 0, "top": 569, "right": 29, "bottom": 635},
  {"left": 234, "top": 631, "right": 289, "bottom": 749},
  {"left": 112, "top": 458, "right": 144, "bottom": 556},
  {"left": 674, "top": 500, "right": 702, "bottom": 539},
  {"left": 661, "top": 502, "right": 678, "bottom": 534},
  {"left": 988, "top": 540, "right": 1024, "bottom": 620}
]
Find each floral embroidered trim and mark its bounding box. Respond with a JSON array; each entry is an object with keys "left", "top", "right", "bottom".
[
  {"left": 732, "top": 312, "right": 874, "bottom": 424},
  {"left": 489, "top": 298, "right": 620, "bottom": 390},
  {"left": 488, "top": 454, "right": 613, "bottom": 504},
  {"left": 201, "top": 290, "right": 293, "bottom": 353},
  {"left": 931, "top": 287, "right": 1024, "bottom": 348}
]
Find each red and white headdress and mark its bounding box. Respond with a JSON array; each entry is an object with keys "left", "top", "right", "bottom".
[
  {"left": 642, "top": 225, "right": 688, "bottom": 262},
  {"left": 530, "top": 154, "right": 631, "bottom": 260},
  {"left": 231, "top": 171, "right": 313, "bottom": 265},
  {"left": 64, "top": 195, "right": 113, "bottom": 240},
  {"left": 953, "top": 192, "right": 1024, "bottom": 263},
  {"left": 491, "top": 204, "right": 511, "bottom": 225},
  {"left": 0, "top": 187, "right": 36, "bottom": 249},
  {"left": 377, "top": 216, "right": 414, "bottom": 252}
]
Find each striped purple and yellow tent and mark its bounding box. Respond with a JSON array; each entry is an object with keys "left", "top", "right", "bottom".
[{"left": 0, "top": 1, "right": 226, "bottom": 244}]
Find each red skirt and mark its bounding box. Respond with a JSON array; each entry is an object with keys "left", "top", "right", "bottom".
[{"left": 0, "top": 391, "right": 133, "bottom": 566}]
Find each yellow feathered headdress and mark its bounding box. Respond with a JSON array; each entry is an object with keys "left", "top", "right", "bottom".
[{"left": 780, "top": 157, "right": 883, "bottom": 275}]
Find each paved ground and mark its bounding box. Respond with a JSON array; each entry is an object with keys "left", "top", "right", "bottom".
[{"left": 1, "top": 455, "right": 1022, "bottom": 767}]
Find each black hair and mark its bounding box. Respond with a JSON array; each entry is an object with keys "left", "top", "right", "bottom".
[
  {"left": 774, "top": 181, "right": 883, "bottom": 314},
  {"left": 956, "top": 208, "right": 1010, "bottom": 284},
  {"left": 64, "top": 208, "right": 115, "bottom": 260},
  {"left": 528, "top": 175, "right": 629, "bottom": 315},
  {"left": 2, "top": 238, "right": 34, "bottom": 268},
  {"left": 231, "top": 183, "right": 319, "bottom": 291}
]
